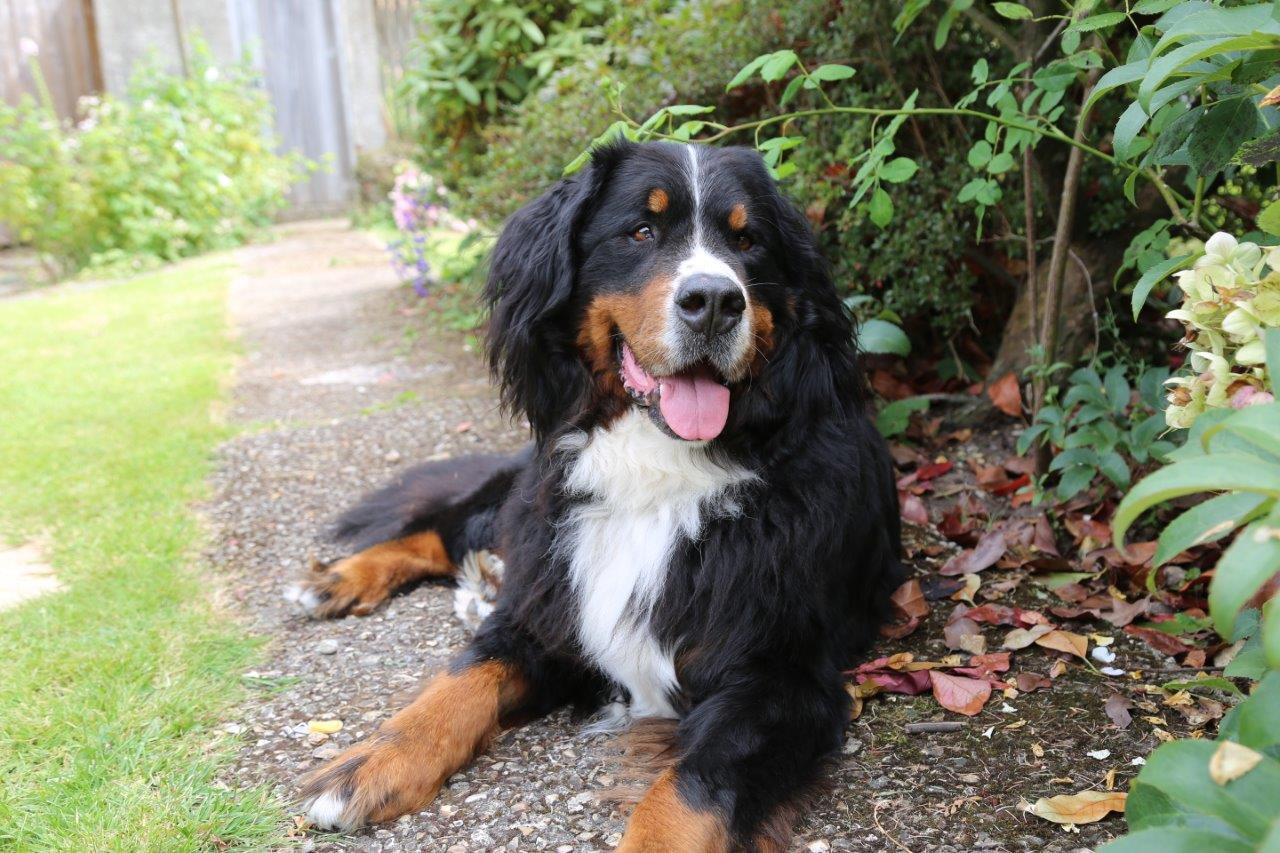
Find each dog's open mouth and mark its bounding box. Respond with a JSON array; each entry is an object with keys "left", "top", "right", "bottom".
[{"left": 619, "top": 343, "right": 730, "bottom": 442}]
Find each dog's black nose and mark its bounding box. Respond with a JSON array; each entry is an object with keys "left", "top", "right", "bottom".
[{"left": 675, "top": 275, "right": 745, "bottom": 337}]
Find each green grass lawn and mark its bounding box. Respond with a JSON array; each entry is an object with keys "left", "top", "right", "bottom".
[{"left": 0, "top": 261, "right": 283, "bottom": 850}]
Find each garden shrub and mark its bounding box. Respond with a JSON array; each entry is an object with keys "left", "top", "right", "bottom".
[{"left": 0, "top": 39, "right": 303, "bottom": 276}]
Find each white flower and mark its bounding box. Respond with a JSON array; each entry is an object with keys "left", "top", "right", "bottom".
[
  {"left": 1203, "top": 232, "right": 1238, "bottom": 266},
  {"left": 204, "top": 66, "right": 220, "bottom": 83},
  {"left": 19, "top": 37, "right": 39, "bottom": 58},
  {"left": 1222, "top": 306, "right": 1260, "bottom": 343},
  {"left": 1236, "top": 339, "right": 1267, "bottom": 365}
]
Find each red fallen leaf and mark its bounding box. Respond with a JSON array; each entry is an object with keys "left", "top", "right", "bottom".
[
  {"left": 872, "top": 369, "right": 915, "bottom": 401},
  {"left": 1184, "top": 648, "right": 1207, "bottom": 669},
  {"left": 973, "top": 464, "right": 1009, "bottom": 491},
  {"left": 1015, "top": 671, "right": 1053, "bottom": 692},
  {"left": 856, "top": 669, "right": 932, "bottom": 695},
  {"left": 1055, "top": 583, "right": 1092, "bottom": 604},
  {"left": 1050, "top": 605, "right": 1103, "bottom": 620},
  {"left": 989, "top": 473, "right": 1031, "bottom": 497},
  {"left": 916, "top": 460, "right": 953, "bottom": 481},
  {"left": 1105, "top": 693, "right": 1133, "bottom": 730},
  {"left": 1103, "top": 597, "right": 1151, "bottom": 628},
  {"left": 932, "top": 670, "right": 992, "bottom": 716},
  {"left": 939, "top": 529, "right": 1008, "bottom": 576},
  {"left": 1124, "top": 625, "right": 1191, "bottom": 656},
  {"left": 890, "top": 580, "right": 930, "bottom": 620},
  {"left": 953, "top": 652, "right": 1011, "bottom": 679},
  {"left": 1065, "top": 515, "right": 1112, "bottom": 543},
  {"left": 987, "top": 372, "right": 1023, "bottom": 418},
  {"left": 938, "top": 507, "right": 977, "bottom": 544},
  {"left": 964, "top": 604, "right": 1050, "bottom": 628},
  {"left": 944, "top": 617, "right": 982, "bottom": 651},
  {"left": 899, "top": 492, "right": 929, "bottom": 525}
]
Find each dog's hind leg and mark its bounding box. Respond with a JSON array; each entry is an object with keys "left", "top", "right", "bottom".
[{"left": 285, "top": 531, "right": 455, "bottom": 618}]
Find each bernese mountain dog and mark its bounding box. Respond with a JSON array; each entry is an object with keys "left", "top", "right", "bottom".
[{"left": 287, "top": 140, "right": 902, "bottom": 851}]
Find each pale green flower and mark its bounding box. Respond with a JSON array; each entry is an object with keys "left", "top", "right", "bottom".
[
  {"left": 1221, "top": 306, "right": 1260, "bottom": 343},
  {"left": 1237, "top": 339, "right": 1267, "bottom": 365}
]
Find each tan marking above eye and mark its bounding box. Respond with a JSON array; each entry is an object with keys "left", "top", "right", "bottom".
[
  {"left": 647, "top": 188, "right": 669, "bottom": 214},
  {"left": 728, "top": 203, "right": 748, "bottom": 231}
]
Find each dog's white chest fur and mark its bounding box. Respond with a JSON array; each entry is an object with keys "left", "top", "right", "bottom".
[{"left": 558, "top": 409, "right": 755, "bottom": 718}]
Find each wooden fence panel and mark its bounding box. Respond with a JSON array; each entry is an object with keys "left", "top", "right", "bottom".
[{"left": 1, "top": 0, "right": 101, "bottom": 119}]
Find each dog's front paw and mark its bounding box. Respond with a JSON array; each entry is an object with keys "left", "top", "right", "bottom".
[
  {"left": 300, "top": 735, "right": 442, "bottom": 831},
  {"left": 284, "top": 557, "right": 389, "bottom": 619}
]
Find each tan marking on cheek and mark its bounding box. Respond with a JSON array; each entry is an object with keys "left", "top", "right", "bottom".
[
  {"left": 749, "top": 300, "right": 776, "bottom": 375},
  {"left": 581, "top": 279, "right": 675, "bottom": 370},
  {"left": 728, "top": 203, "right": 748, "bottom": 231},
  {"left": 647, "top": 188, "right": 669, "bottom": 214}
]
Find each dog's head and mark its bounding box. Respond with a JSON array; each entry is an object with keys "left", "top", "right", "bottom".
[{"left": 485, "top": 141, "right": 863, "bottom": 446}]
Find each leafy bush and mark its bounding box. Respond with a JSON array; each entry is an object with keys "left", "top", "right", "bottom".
[
  {"left": 1020, "top": 362, "right": 1175, "bottom": 500},
  {"left": 0, "top": 39, "right": 303, "bottom": 275},
  {"left": 399, "top": 0, "right": 613, "bottom": 167}
]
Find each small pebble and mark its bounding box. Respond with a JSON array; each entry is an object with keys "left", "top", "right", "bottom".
[{"left": 315, "top": 638, "right": 339, "bottom": 655}]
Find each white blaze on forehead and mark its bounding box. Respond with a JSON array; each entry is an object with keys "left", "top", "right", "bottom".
[{"left": 679, "top": 144, "right": 744, "bottom": 287}]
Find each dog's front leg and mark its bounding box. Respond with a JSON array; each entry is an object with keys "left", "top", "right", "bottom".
[
  {"left": 619, "top": 670, "right": 848, "bottom": 853},
  {"left": 299, "top": 654, "right": 525, "bottom": 831}
]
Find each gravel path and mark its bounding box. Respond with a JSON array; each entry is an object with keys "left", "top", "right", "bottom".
[{"left": 210, "top": 221, "right": 1175, "bottom": 851}]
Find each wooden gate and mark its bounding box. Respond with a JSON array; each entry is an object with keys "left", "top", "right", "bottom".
[
  {"left": 1, "top": 0, "right": 101, "bottom": 120},
  {"left": 228, "top": 0, "right": 354, "bottom": 215}
]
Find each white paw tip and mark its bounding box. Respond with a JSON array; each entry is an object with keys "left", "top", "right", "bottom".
[
  {"left": 283, "top": 583, "right": 322, "bottom": 614},
  {"left": 306, "top": 790, "right": 356, "bottom": 832}
]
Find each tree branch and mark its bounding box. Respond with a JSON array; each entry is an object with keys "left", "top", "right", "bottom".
[{"left": 962, "top": 7, "right": 1020, "bottom": 53}]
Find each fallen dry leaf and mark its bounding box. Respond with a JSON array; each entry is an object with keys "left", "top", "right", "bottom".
[
  {"left": 1023, "top": 791, "right": 1126, "bottom": 825},
  {"left": 1261, "top": 83, "right": 1280, "bottom": 107},
  {"left": 931, "top": 670, "right": 992, "bottom": 716},
  {"left": 890, "top": 579, "right": 929, "bottom": 619},
  {"left": 950, "top": 572, "right": 981, "bottom": 605},
  {"left": 940, "top": 529, "right": 1008, "bottom": 576},
  {"left": 1123, "top": 625, "right": 1191, "bottom": 657},
  {"left": 1048, "top": 659, "right": 1069, "bottom": 679},
  {"left": 307, "top": 719, "right": 343, "bottom": 735},
  {"left": 1016, "top": 672, "right": 1053, "bottom": 692},
  {"left": 1209, "top": 741, "right": 1263, "bottom": 785},
  {"left": 900, "top": 491, "right": 929, "bottom": 525},
  {"left": 945, "top": 617, "right": 983, "bottom": 651},
  {"left": 987, "top": 372, "right": 1023, "bottom": 418},
  {"left": 1003, "top": 624, "right": 1055, "bottom": 650},
  {"left": 1104, "top": 694, "right": 1133, "bottom": 730},
  {"left": 1035, "top": 630, "right": 1088, "bottom": 659}
]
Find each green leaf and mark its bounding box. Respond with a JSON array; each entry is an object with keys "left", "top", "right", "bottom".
[
  {"left": 1219, "top": 671, "right": 1280, "bottom": 750},
  {"left": 1050, "top": 447, "right": 1100, "bottom": 472},
  {"left": 809, "top": 63, "right": 856, "bottom": 82},
  {"left": 868, "top": 187, "right": 894, "bottom": 228},
  {"left": 1225, "top": 632, "right": 1268, "bottom": 679},
  {"left": 1267, "top": 328, "right": 1280, "bottom": 392},
  {"left": 1016, "top": 423, "right": 1048, "bottom": 455},
  {"left": 1209, "top": 506, "right": 1280, "bottom": 639},
  {"left": 1237, "top": 127, "right": 1280, "bottom": 169},
  {"left": 1112, "top": 454, "right": 1280, "bottom": 554},
  {"left": 1203, "top": 402, "right": 1280, "bottom": 455},
  {"left": 1033, "top": 60, "right": 1078, "bottom": 93},
  {"left": 1132, "top": 0, "right": 1184, "bottom": 13},
  {"left": 1113, "top": 100, "right": 1150, "bottom": 162},
  {"left": 1187, "top": 98, "right": 1265, "bottom": 178},
  {"left": 1101, "top": 829, "right": 1252, "bottom": 853},
  {"left": 858, "top": 318, "right": 910, "bottom": 356},
  {"left": 1104, "top": 364, "right": 1131, "bottom": 413},
  {"left": 967, "top": 140, "right": 993, "bottom": 168},
  {"left": 876, "top": 396, "right": 930, "bottom": 438},
  {"left": 992, "top": 2, "right": 1032, "bottom": 20},
  {"left": 1264, "top": 595, "right": 1280, "bottom": 670},
  {"left": 971, "top": 58, "right": 989, "bottom": 85},
  {"left": 1132, "top": 254, "right": 1193, "bottom": 320},
  {"left": 454, "top": 78, "right": 481, "bottom": 105},
  {"left": 986, "top": 152, "right": 1015, "bottom": 174},
  {"left": 727, "top": 54, "right": 770, "bottom": 90},
  {"left": 1258, "top": 199, "right": 1280, "bottom": 237},
  {"left": 760, "top": 50, "right": 798, "bottom": 83},
  {"left": 1057, "top": 465, "right": 1097, "bottom": 499},
  {"left": 1159, "top": 676, "right": 1244, "bottom": 697},
  {"left": 780, "top": 75, "right": 805, "bottom": 106},
  {"left": 1155, "top": 492, "right": 1270, "bottom": 566},
  {"left": 879, "top": 157, "right": 918, "bottom": 183},
  {"left": 1123, "top": 739, "right": 1280, "bottom": 839},
  {"left": 1098, "top": 450, "right": 1131, "bottom": 488},
  {"left": 1069, "top": 11, "right": 1127, "bottom": 32}
]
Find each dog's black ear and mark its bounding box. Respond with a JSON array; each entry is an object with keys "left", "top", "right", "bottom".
[{"left": 484, "top": 148, "right": 621, "bottom": 441}]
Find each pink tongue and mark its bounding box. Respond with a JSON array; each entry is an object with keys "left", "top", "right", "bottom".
[{"left": 659, "top": 371, "right": 731, "bottom": 441}]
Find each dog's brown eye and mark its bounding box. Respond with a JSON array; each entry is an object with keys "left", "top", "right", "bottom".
[
  {"left": 631, "top": 225, "right": 654, "bottom": 242},
  {"left": 736, "top": 234, "right": 753, "bottom": 251}
]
